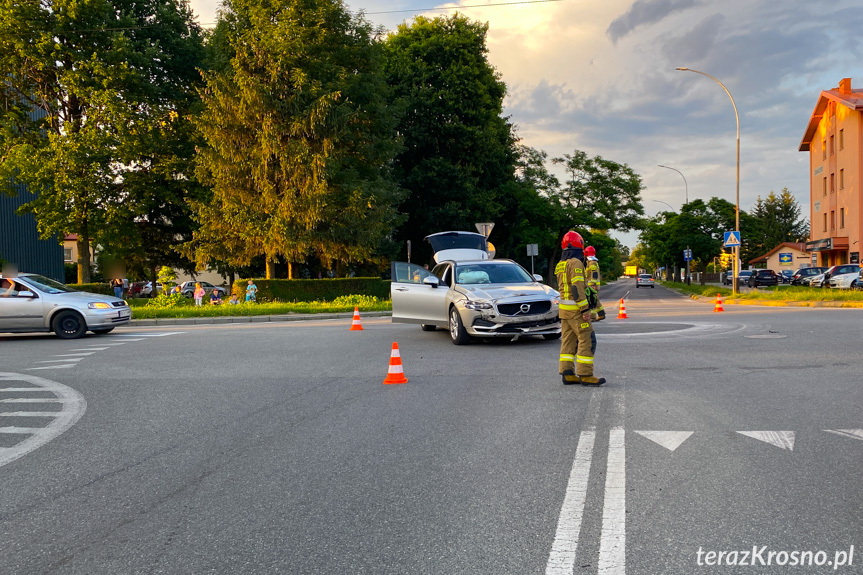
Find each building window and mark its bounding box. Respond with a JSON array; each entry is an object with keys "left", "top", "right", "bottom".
[
  {"left": 840, "top": 207, "right": 845, "bottom": 228},
  {"left": 830, "top": 210, "right": 835, "bottom": 230},
  {"left": 840, "top": 129, "right": 844, "bottom": 150},
  {"left": 840, "top": 169, "right": 844, "bottom": 189},
  {"left": 64, "top": 248, "right": 73, "bottom": 262},
  {"left": 822, "top": 140, "right": 827, "bottom": 160},
  {"left": 830, "top": 134, "right": 835, "bottom": 155},
  {"left": 823, "top": 177, "right": 827, "bottom": 196},
  {"left": 830, "top": 173, "right": 835, "bottom": 193},
  {"left": 823, "top": 213, "right": 827, "bottom": 231}
]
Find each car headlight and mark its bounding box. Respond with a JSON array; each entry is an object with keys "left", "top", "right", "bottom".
[
  {"left": 88, "top": 302, "right": 112, "bottom": 309},
  {"left": 464, "top": 301, "right": 493, "bottom": 310}
]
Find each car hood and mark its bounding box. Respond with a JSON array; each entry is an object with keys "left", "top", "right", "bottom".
[
  {"left": 48, "top": 291, "right": 127, "bottom": 304},
  {"left": 456, "top": 283, "right": 557, "bottom": 301}
]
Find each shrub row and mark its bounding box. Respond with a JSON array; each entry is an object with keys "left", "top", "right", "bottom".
[
  {"left": 67, "top": 282, "right": 114, "bottom": 295},
  {"left": 231, "top": 277, "right": 391, "bottom": 302}
]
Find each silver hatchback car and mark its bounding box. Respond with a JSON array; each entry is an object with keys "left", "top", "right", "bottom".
[{"left": 0, "top": 273, "right": 131, "bottom": 338}]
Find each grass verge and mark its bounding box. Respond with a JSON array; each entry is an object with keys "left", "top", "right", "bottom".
[
  {"left": 658, "top": 281, "right": 863, "bottom": 302},
  {"left": 129, "top": 300, "right": 392, "bottom": 319}
]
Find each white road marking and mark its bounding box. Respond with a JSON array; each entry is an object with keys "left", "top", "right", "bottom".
[
  {"left": 598, "top": 427, "right": 626, "bottom": 575},
  {"left": 70, "top": 347, "right": 110, "bottom": 351},
  {"left": 0, "top": 387, "right": 64, "bottom": 392},
  {"left": 26, "top": 364, "right": 76, "bottom": 370},
  {"left": 111, "top": 332, "right": 183, "bottom": 337},
  {"left": 737, "top": 431, "right": 795, "bottom": 451},
  {"left": 634, "top": 431, "right": 693, "bottom": 452},
  {"left": 825, "top": 429, "right": 863, "bottom": 441},
  {"left": 0, "top": 372, "right": 86, "bottom": 469},
  {"left": 0, "top": 427, "right": 43, "bottom": 434},
  {"left": 0, "top": 398, "right": 65, "bottom": 403},
  {"left": 545, "top": 430, "right": 596, "bottom": 575},
  {"left": 100, "top": 343, "right": 130, "bottom": 346},
  {"left": 53, "top": 352, "right": 95, "bottom": 357},
  {"left": 35, "top": 358, "right": 84, "bottom": 364}
]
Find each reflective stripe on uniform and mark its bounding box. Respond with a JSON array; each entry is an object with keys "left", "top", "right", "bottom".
[
  {"left": 576, "top": 355, "right": 594, "bottom": 364},
  {"left": 576, "top": 299, "right": 588, "bottom": 307},
  {"left": 560, "top": 304, "right": 581, "bottom": 311},
  {"left": 560, "top": 354, "right": 575, "bottom": 362}
]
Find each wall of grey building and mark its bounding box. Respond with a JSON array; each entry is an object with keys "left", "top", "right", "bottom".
[{"left": 0, "top": 181, "right": 64, "bottom": 281}]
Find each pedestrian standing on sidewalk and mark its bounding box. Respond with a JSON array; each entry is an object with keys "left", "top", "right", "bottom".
[{"left": 193, "top": 282, "right": 205, "bottom": 306}]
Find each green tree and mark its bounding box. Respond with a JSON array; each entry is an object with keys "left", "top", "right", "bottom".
[
  {"left": 191, "top": 0, "right": 403, "bottom": 278},
  {"left": 0, "top": 0, "right": 205, "bottom": 283},
  {"left": 382, "top": 14, "right": 519, "bottom": 265},
  {"left": 746, "top": 188, "right": 809, "bottom": 261}
]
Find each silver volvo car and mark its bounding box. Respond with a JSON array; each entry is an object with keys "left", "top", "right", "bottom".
[
  {"left": 391, "top": 232, "right": 561, "bottom": 345},
  {"left": 0, "top": 273, "right": 131, "bottom": 339}
]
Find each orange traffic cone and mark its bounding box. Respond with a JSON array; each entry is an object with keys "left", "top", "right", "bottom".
[
  {"left": 383, "top": 342, "right": 408, "bottom": 385},
  {"left": 349, "top": 306, "right": 364, "bottom": 331},
  {"left": 616, "top": 298, "right": 628, "bottom": 319},
  {"left": 713, "top": 293, "right": 724, "bottom": 312}
]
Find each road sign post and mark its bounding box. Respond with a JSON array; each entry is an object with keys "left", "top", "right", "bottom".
[{"left": 526, "top": 243, "right": 539, "bottom": 275}]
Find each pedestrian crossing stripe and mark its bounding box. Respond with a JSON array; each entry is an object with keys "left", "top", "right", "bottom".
[{"left": 825, "top": 429, "right": 863, "bottom": 441}]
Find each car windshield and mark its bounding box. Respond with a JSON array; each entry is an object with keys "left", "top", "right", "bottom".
[
  {"left": 19, "top": 274, "right": 76, "bottom": 294},
  {"left": 455, "top": 262, "right": 533, "bottom": 284}
]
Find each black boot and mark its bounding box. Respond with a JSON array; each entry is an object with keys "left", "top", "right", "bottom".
[
  {"left": 580, "top": 375, "right": 606, "bottom": 386},
  {"left": 560, "top": 370, "right": 581, "bottom": 385}
]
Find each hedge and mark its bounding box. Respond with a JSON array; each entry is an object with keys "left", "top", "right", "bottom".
[
  {"left": 232, "top": 277, "right": 390, "bottom": 302},
  {"left": 67, "top": 282, "right": 114, "bottom": 295}
]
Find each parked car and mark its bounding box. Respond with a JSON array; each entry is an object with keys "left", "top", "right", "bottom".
[
  {"left": 790, "top": 266, "right": 826, "bottom": 286},
  {"left": 747, "top": 269, "right": 779, "bottom": 287},
  {"left": 140, "top": 281, "right": 163, "bottom": 297},
  {"left": 830, "top": 267, "right": 863, "bottom": 290},
  {"left": 1, "top": 273, "right": 130, "bottom": 338},
  {"left": 812, "top": 264, "right": 859, "bottom": 288},
  {"left": 778, "top": 270, "right": 794, "bottom": 284},
  {"left": 723, "top": 270, "right": 752, "bottom": 286},
  {"left": 635, "top": 274, "right": 655, "bottom": 288},
  {"left": 390, "top": 231, "right": 560, "bottom": 345},
  {"left": 827, "top": 264, "right": 861, "bottom": 288},
  {"left": 179, "top": 281, "right": 227, "bottom": 298}
]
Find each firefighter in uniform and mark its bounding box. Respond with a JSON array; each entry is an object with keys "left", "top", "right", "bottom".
[
  {"left": 555, "top": 231, "right": 606, "bottom": 386},
  {"left": 584, "top": 246, "right": 606, "bottom": 321}
]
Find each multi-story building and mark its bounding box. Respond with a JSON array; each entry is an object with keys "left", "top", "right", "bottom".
[
  {"left": 799, "top": 78, "right": 863, "bottom": 266},
  {"left": 0, "top": 181, "right": 64, "bottom": 281}
]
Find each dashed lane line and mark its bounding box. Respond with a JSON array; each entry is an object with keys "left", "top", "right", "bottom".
[{"left": 0, "top": 373, "right": 87, "bottom": 469}]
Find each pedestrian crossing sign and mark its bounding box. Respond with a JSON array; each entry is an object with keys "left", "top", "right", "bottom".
[{"left": 724, "top": 231, "right": 741, "bottom": 247}]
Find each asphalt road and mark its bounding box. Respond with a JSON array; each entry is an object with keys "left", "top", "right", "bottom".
[{"left": 1, "top": 279, "right": 862, "bottom": 575}]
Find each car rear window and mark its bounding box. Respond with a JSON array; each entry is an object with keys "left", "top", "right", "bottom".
[{"left": 638, "top": 275, "right": 651, "bottom": 279}]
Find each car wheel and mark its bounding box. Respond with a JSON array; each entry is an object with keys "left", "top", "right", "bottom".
[
  {"left": 852, "top": 280, "right": 860, "bottom": 291},
  {"left": 91, "top": 328, "right": 115, "bottom": 335},
  {"left": 651, "top": 285, "right": 654, "bottom": 288},
  {"left": 448, "top": 307, "right": 471, "bottom": 345},
  {"left": 543, "top": 332, "right": 562, "bottom": 340},
  {"left": 420, "top": 324, "right": 437, "bottom": 332},
  {"left": 52, "top": 310, "right": 87, "bottom": 339}
]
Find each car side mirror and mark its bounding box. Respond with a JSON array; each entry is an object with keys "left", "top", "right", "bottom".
[
  {"left": 533, "top": 274, "right": 543, "bottom": 282},
  {"left": 18, "top": 291, "right": 36, "bottom": 298},
  {"left": 422, "top": 276, "right": 440, "bottom": 288}
]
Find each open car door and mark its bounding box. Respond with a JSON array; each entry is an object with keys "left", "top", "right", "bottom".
[{"left": 390, "top": 262, "right": 449, "bottom": 326}]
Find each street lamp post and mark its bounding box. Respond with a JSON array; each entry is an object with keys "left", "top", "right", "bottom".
[
  {"left": 657, "top": 165, "right": 691, "bottom": 284},
  {"left": 653, "top": 199, "right": 678, "bottom": 282},
  {"left": 675, "top": 67, "right": 740, "bottom": 295}
]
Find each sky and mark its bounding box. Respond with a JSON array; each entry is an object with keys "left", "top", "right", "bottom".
[{"left": 186, "top": 0, "right": 863, "bottom": 251}]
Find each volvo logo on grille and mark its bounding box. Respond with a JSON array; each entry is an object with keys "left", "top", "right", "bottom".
[{"left": 519, "top": 303, "right": 531, "bottom": 314}]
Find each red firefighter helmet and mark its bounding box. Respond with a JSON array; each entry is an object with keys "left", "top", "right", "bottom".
[
  {"left": 584, "top": 246, "right": 596, "bottom": 257},
  {"left": 561, "top": 231, "right": 584, "bottom": 249}
]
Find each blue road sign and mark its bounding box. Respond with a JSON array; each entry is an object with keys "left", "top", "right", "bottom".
[{"left": 724, "top": 231, "right": 741, "bottom": 247}]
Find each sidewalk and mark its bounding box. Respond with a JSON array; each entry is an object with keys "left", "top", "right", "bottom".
[{"left": 129, "top": 310, "right": 393, "bottom": 326}]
